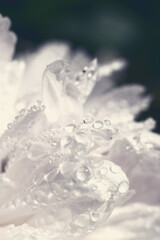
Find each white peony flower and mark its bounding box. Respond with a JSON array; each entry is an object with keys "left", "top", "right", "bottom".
[{"left": 0, "top": 14, "right": 159, "bottom": 240}]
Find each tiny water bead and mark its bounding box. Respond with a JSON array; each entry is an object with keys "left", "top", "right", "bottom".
[
  {"left": 83, "top": 114, "right": 94, "bottom": 124},
  {"left": 90, "top": 210, "right": 100, "bottom": 222},
  {"left": 118, "top": 181, "right": 129, "bottom": 194},
  {"left": 82, "top": 66, "right": 88, "bottom": 73},
  {"left": 105, "top": 128, "right": 118, "bottom": 139},
  {"left": 93, "top": 120, "right": 103, "bottom": 129},
  {"left": 7, "top": 123, "right": 12, "bottom": 129},
  {"left": 20, "top": 108, "right": 27, "bottom": 116},
  {"left": 104, "top": 119, "right": 111, "bottom": 127},
  {"left": 64, "top": 124, "right": 76, "bottom": 133},
  {"left": 75, "top": 131, "right": 86, "bottom": 143}
]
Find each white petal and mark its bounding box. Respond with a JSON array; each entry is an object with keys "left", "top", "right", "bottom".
[
  {"left": 86, "top": 84, "right": 151, "bottom": 125},
  {"left": 0, "top": 14, "right": 17, "bottom": 62},
  {"left": 83, "top": 203, "right": 160, "bottom": 240}
]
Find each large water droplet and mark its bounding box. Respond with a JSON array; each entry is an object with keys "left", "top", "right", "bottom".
[
  {"left": 76, "top": 166, "right": 90, "bottom": 181},
  {"left": 59, "top": 162, "right": 74, "bottom": 177},
  {"left": 110, "top": 164, "right": 121, "bottom": 174}
]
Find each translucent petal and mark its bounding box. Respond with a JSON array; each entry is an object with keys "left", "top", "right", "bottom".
[
  {"left": 109, "top": 131, "right": 160, "bottom": 204},
  {"left": 16, "top": 42, "right": 70, "bottom": 110},
  {"left": 42, "top": 60, "right": 82, "bottom": 124},
  {"left": 0, "top": 118, "right": 130, "bottom": 240},
  {"left": 0, "top": 60, "right": 25, "bottom": 136},
  {"left": 84, "top": 203, "right": 160, "bottom": 240}
]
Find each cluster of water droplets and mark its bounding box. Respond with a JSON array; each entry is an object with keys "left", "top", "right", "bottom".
[
  {"left": 75, "top": 59, "right": 98, "bottom": 103},
  {"left": 0, "top": 101, "right": 45, "bottom": 171},
  {"left": 0, "top": 108, "right": 130, "bottom": 239}
]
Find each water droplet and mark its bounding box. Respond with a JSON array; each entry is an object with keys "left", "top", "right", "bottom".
[
  {"left": 118, "top": 181, "right": 129, "bottom": 193},
  {"left": 87, "top": 72, "right": 93, "bottom": 79},
  {"left": 90, "top": 210, "right": 99, "bottom": 222},
  {"left": 59, "top": 162, "right": 74, "bottom": 177},
  {"left": 7, "top": 123, "right": 12, "bottom": 129},
  {"left": 93, "top": 120, "right": 103, "bottom": 129},
  {"left": 82, "top": 66, "right": 88, "bottom": 73},
  {"left": 76, "top": 166, "right": 90, "bottom": 181},
  {"left": 20, "top": 108, "right": 26, "bottom": 115},
  {"left": 75, "top": 132, "right": 86, "bottom": 143},
  {"left": 31, "top": 105, "right": 38, "bottom": 112},
  {"left": 104, "top": 119, "right": 111, "bottom": 127},
  {"left": 105, "top": 128, "right": 118, "bottom": 139},
  {"left": 83, "top": 114, "right": 93, "bottom": 124},
  {"left": 48, "top": 192, "right": 53, "bottom": 200},
  {"left": 125, "top": 145, "right": 131, "bottom": 150},
  {"left": 49, "top": 138, "right": 59, "bottom": 147},
  {"left": 110, "top": 164, "right": 121, "bottom": 174},
  {"left": 65, "top": 123, "right": 76, "bottom": 133}
]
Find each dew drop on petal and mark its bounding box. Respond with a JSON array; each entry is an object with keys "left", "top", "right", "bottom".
[
  {"left": 7, "top": 123, "right": 12, "bottom": 129},
  {"left": 110, "top": 164, "right": 121, "bottom": 174},
  {"left": 83, "top": 114, "right": 93, "bottom": 124},
  {"left": 93, "top": 120, "right": 103, "bottom": 129},
  {"left": 59, "top": 162, "right": 74, "bottom": 177},
  {"left": 20, "top": 108, "right": 26, "bottom": 116},
  {"left": 118, "top": 181, "right": 129, "bottom": 193},
  {"left": 65, "top": 124, "right": 76, "bottom": 133},
  {"left": 76, "top": 166, "right": 90, "bottom": 181},
  {"left": 104, "top": 119, "right": 111, "bottom": 127},
  {"left": 90, "top": 210, "right": 99, "bottom": 222},
  {"left": 75, "top": 132, "right": 86, "bottom": 143}
]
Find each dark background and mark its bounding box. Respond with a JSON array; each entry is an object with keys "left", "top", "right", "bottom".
[{"left": 0, "top": 0, "right": 160, "bottom": 132}]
